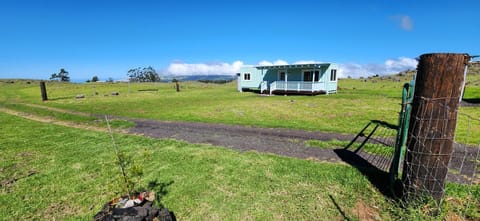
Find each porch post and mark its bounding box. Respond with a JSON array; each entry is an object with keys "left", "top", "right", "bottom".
[
  {"left": 261, "top": 68, "right": 264, "bottom": 92},
  {"left": 312, "top": 67, "right": 316, "bottom": 92},
  {"left": 325, "top": 69, "right": 328, "bottom": 94},
  {"left": 285, "top": 69, "right": 288, "bottom": 92}
]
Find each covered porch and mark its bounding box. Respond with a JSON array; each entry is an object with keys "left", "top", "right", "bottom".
[
  {"left": 256, "top": 63, "right": 332, "bottom": 95},
  {"left": 264, "top": 81, "right": 328, "bottom": 95}
]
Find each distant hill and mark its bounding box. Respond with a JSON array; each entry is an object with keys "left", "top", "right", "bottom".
[
  {"left": 468, "top": 61, "right": 480, "bottom": 75},
  {"left": 343, "top": 64, "right": 480, "bottom": 86},
  {"left": 161, "top": 75, "right": 236, "bottom": 82}
]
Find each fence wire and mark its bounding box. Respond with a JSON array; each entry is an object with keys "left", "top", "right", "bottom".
[
  {"left": 400, "top": 96, "right": 480, "bottom": 217},
  {"left": 353, "top": 123, "right": 397, "bottom": 173}
]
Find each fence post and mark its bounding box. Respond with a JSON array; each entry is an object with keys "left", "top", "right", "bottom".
[
  {"left": 402, "top": 53, "right": 470, "bottom": 201},
  {"left": 40, "top": 81, "right": 48, "bottom": 101}
]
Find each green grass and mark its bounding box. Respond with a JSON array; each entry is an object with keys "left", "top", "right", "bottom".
[
  {"left": 306, "top": 139, "right": 395, "bottom": 156},
  {"left": 0, "top": 72, "right": 479, "bottom": 220},
  {"left": 2, "top": 102, "right": 97, "bottom": 123},
  {"left": 1, "top": 74, "right": 479, "bottom": 142},
  {"left": 1, "top": 112, "right": 478, "bottom": 220},
  {"left": 0, "top": 80, "right": 402, "bottom": 134},
  {"left": 0, "top": 102, "right": 135, "bottom": 129},
  {"left": 1, "top": 76, "right": 478, "bottom": 144},
  {"left": 306, "top": 139, "right": 347, "bottom": 149}
]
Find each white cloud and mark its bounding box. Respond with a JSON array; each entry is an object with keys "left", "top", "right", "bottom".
[
  {"left": 257, "top": 60, "right": 274, "bottom": 66},
  {"left": 257, "top": 59, "right": 289, "bottom": 66},
  {"left": 339, "top": 57, "right": 417, "bottom": 78},
  {"left": 400, "top": 16, "right": 413, "bottom": 31},
  {"left": 385, "top": 57, "right": 417, "bottom": 73},
  {"left": 390, "top": 15, "right": 413, "bottom": 31},
  {"left": 273, "top": 59, "right": 289, "bottom": 65},
  {"left": 338, "top": 63, "right": 382, "bottom": 78},
  {"left": 165, "top": 60, "right": 244, "bottom": 75},
  {"left": 162, "top": 57, "right": 417, "bottom": 78}
]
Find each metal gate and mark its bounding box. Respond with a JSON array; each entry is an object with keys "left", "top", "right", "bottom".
[{"left": 389, "top": 80, "right": 415, "bottom": 187}]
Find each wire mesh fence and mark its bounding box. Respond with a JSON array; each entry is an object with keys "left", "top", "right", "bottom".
[
  {"left": 400, "top": 96, "right": 480, "bottom": 217},
  {"left": 347, "top": 121, "right": 398, "bottom": 173},
  {"left": 345, "top": 95, "right": 479, "bottom": 218}
]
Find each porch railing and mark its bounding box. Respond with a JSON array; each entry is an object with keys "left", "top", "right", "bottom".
[
  {"left": 260, "top": 81, "right": 268, "bottom": 93},
  {"left": 269, "top": 81, "right": 326, "bottom": 94}
]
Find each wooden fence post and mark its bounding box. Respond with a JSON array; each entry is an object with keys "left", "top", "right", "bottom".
[
  {"left": 403, "top": 53, "right": 470, "bottom": 201},
  {"left": 40, "top": 81, "right": 48, "bottom": 101}
]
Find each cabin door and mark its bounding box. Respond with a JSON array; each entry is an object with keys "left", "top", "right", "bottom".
[
  {"left": 302, "top": 70, "right": 320, "bottom": 82},
  {"left": 278, "top": 71, "right": 286, "bottom": 81}
]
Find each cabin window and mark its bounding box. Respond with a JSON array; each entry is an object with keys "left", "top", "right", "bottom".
[
  {"left": 330, "top": 69, "right": 337, "bottom": 81},
  {"left": 303, "top": 72, "right": 312, "bottom": 81},
  {"left": 244, "top": 73, "right": 251, "bottom": 81},
  {"left": 278, "top": 71, "right": 286, "bottom": 81},
  {"left": 303, "top": 70, "right": 320, "bottom": 82}
]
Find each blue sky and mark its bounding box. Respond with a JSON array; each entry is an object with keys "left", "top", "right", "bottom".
[{"left": 0, "top": 0, "right": 479, "bottom": 81}]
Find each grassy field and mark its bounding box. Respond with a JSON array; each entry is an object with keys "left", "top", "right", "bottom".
[
  {"left": 1, "top": 77, "right": 410, "bottom": 134},
  {"left": 1, "top": 71, "right": 479, "bottom": 220},
  {"left": 1, "top": 112, "right": 479, "bottom": 220},
  {"left": 1, "top": 71, "right": 479, "bottom": 143}
]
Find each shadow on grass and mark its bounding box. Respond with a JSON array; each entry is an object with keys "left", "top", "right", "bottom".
[
  {"left": 462, "top": 98, "right": 480, "bottom": 104},
  {"left": 337, "top": 120, "right": 402, "bottom": 198},
  {"left": 329, "top": 194, "right": 351, "bottom": 221},
  {"left": 241, "top": 88, "right": 262, "bottom": 94},
  {"left": 46, "top": 96, "right": 72, "bottom": 101},
  {"left": 334, "top": 149, "right": 393, "bottom": 198},
  {"left": 370, "top": 120, "right": 398, "bottom": 130},
  {"left": 147, "top": 179, "right": 177, "bottom": 221},
  {"left": 344, "top": 120, "right": 397, "bottom": 153}
]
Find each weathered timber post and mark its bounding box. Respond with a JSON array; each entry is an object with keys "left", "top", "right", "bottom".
[
  {"left": 175, "top": 81, "right": 180, "bottom": 92},
  {"left": 403, "top": 53, "right": 470, "bottom": 201},
  {"left": 40, "top": 81, "right": 48, "bottom": 101}
]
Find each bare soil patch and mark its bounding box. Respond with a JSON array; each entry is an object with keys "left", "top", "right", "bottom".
[
  {"left": 130, "top": 119, "right": 479, "bottom": 184},
  {"left": 130, "top": 119, "right": 356, "bottom": 163},
  {"left": 353, "top": 200, "right": 381, "bottom": 221}
]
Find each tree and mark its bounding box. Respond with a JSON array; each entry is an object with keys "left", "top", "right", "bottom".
[
  {"left": 50, "top": 68, "right": 70, "bottom": 82},
  {"left": 92, "top": 76, "right": 99, "bottom": 82},
  {"left": 127, "top": 66, "right": 160, "bottom": 82}
]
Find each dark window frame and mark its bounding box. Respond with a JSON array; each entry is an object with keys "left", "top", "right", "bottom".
[
  {"left": 303, "top": 70, "right": 320, "bottom": 82},
  {"left": 279, "top": 71, "right": 286, "bottom": 81},
  {"left": 330, "top": 69, "right": 337, "bottom": 81}
]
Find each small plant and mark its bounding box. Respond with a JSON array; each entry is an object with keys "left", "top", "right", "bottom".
[{"left": 104, "top": 115, "right": 144, "bottom": 197}]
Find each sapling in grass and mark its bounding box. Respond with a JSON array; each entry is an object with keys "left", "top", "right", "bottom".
[{"left": 105, "top": 115, "right": 144, "bottom": 197}]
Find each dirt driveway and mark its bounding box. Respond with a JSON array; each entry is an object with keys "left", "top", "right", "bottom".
[
  {"left": 130, "top": 119, "right": 479, "bottom": 184},
  {"left": 130, "top": 119, "right": 357, "bottom": 163}
]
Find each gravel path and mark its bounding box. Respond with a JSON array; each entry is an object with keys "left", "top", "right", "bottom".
[
  {"left": 130, "top": 119, "right": 479, "bottom": 184},
  {"left": 130, "top": 119, "right": 357, "bottom": 163}
]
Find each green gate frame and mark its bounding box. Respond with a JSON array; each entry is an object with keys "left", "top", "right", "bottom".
[{"left": 389, "top": 79, "right": 415, "bottom": 188}]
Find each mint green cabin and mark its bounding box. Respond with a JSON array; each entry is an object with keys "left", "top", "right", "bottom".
[{"left": 237, "top": 63, "right": 338, "bottom": 95}]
